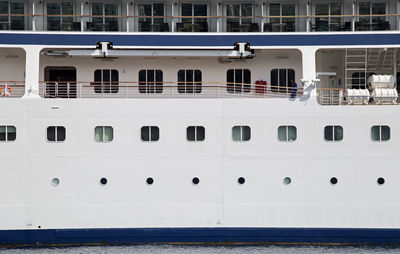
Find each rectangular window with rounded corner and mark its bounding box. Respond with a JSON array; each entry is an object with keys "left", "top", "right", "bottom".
[
  {"left": 278, "top": 125, "right": 297, "bottom": 142},
  {"left": 324, "top": 125, "right": 343, "bottom": 141},
  {"left": 139, "top": 69, "right": 163, "bottom": 94},
  {"left": 47, "top": 126, "right": 66, "bottom": 142},
  {"left": 371, "top": 125, "right": 390, "bottom": 141},
  {"left": 178, "top": 70, "right": 202, "bottom": 94},
  {"left": 227, "top": 69, "right": 251, "bottom": 93},
  {"left": 187, "top": 126, "right": 205, "bottom": 142},
  {"left": 271, "top": 69, "right": 295, "bottom": 93},
  {"left": 141, "top": 126, "right": 159, "bottom": 142},
  {"left": 95, "top": 126, "right": 113, "bottom": 142},
  {"left": 232, "top": 125, "right": 251, "bottom": 141},
  {"left": 93, "top": 69, "right": 119, "bottom": 93},
  {"left": 0, "top": 125, "right": 16, "bottom": 141}
]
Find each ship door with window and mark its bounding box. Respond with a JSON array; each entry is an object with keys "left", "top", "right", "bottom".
[{"left": 44, "top": 67, "right": 77, "bottom": 98}]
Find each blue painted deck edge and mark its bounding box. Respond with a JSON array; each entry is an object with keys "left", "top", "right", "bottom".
[
  {"left": 1, "top": 32, "right": 400, "bottom": 46},
  {"left": 2, "top": 228, "right": 400, "bottom": 246}
]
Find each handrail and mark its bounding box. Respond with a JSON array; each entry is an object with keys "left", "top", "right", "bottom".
[
  {"left": 0, "top": 13, "right": 398, "bottom": 19},
  {"left": 39, "top": 80, "right": 303, "bottom": 90},
  {"left": 38, "top": 81, "right": 303, "bottom": 99}
]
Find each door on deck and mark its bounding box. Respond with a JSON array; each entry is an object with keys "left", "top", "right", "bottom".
[{"left": 44, "top": 67, "right": 77, "bottom": 98}]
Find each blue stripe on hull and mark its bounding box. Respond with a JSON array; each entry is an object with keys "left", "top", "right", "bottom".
[
  {"left": 1, "top": 33, "right": 400, "bottom": 47},
  {"left": 2, "top": 228, "right": 400, "bottom": 246}
]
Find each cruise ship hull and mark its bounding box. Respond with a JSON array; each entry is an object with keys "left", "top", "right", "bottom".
[{"left": 1, "top": 99, "right": 400, "bottom": 246}]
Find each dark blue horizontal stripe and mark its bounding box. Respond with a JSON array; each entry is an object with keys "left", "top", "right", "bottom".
[
  {"left": 1, "top": 32, "right": 400, "bottom": 47},
  {"left": 2, "top": 227, "right": 400, "bottom": 246}
]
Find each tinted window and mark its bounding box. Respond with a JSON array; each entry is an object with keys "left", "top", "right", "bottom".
[{"left": 227, "top": 69, "right": 251, "bottom": 93}]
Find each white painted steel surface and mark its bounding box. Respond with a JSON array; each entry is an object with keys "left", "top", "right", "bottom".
[{"left": 0, "top": 98, "right": 400, "bottom": 231}]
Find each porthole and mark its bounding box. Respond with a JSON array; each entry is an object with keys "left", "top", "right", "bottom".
[
  {"left": 283, "top": 177, "right": 291, "bottom": 185},
  {"left": 377, "top": 177, "right": 385, "bottom": 185},
  {"left": 146, "top": 177, "right": 154, "bottom": 185},
  {"left": 100, "top": 177, "right": 107, "bottom": 185},
  {"left": 330, "top": 177, "right": 338, "bottom": 185},
  {"left": 192, "top": 177, "right": 200, "bottom": 185},
  {"left": 51, "top": 178, "right": 60, "bottom": 187},
  {"left": 238, "top": 177, "right": 245, "bottom": 185}
]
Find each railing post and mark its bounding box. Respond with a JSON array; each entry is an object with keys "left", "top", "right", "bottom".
[
  {"left": 352, "top": 1, "right": 356, "bottom": 31},
  {"left": 32, "top": 1, "right": 36, "bottom": 31},
  {"left": 81, "top": 2, "right": 84, "bottom": 32},
  {"left": 172, "top": 17, "right": 176, "bottom": 32},
  {"left": 126, "top": 2, "right": 130, "bottom": 32}
]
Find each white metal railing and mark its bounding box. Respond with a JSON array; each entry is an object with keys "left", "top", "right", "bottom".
[
  {"left": 0, "top": 82, "right": 25, "bottom": 98},
  {"left": 38, "top": 82, "right": 302, "bottom": 99}
]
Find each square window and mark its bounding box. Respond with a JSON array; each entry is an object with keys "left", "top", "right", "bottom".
[
  {"left": 47, "top": 126, "right": 66, "bottom": 142},
  {"left": 141, "top": 126, "right": 159, "bottom": 142},
  {"left": 178, "top": 70, "right": 202, "bottom": 94},
  {"left": 324, "top": 125, "right": 343, "bottom": 141},
  {"left": 95, "top": 126, "right": 113, "bottom": 142},
  {"left": 139, "top": 70, "right": 163, "bottom": 94},
  {"left": 278, "top": 125, "right": 296, "bottom": 142},
  {"left": 232, "top": 126, "right": 250, "bottom": 142},
  {"left": 371, "top": 125, "right": 390, "bottom": 141},
  {"left": 187, "top": 126, "right": 205, "bottom": 142},
  {"left": 227, "top": 69, "right": 251, "bottom": 93},
  {"left": 0, "top": 125, "right": 16, "bottom": 142}
]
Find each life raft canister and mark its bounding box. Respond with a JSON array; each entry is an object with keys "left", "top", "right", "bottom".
[{"left": 0, "top": 85, "right": 12, "bottom": 97}]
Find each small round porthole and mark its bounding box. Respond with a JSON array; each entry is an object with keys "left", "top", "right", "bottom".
[
  {"left": 51, "top": 178, "right": 60, "bottom": 187},
  {"left": 377, "top": 177, "right": 385, "bottom": 185},
  {"left": 330, "top": 177, "right": 338, "bottom": 185},
  {"left": 283, "top": 177, "right": 291, "bottom": 185},
  {"left": 192, "top": 177, "right": 200, "bottom": 185},
  {"left": 238, "top": 177, "right": 245, "bottom": 185},
  {"left": 146, "top": 177, "right": 154, "bottom": 185},
  {"left": 100, "top": 177, "right": 108, "bottom": 185}
]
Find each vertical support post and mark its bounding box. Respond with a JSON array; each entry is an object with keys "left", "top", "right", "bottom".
[
  {"left": 397, "top": 0, "right": 400, "bottom": 30},
  {"left": 81, "top": 1, "right": 84, "bottom": 31},
  {"left": 261, "top": 2, "right": 264, "bottom": 32},
  {"left": 32, "top": 1, "right": 36, "bottom": 31},
  {"left": 171, "top": 2, "right": 175, "bottom": 32},
  {"left": 306, "top": 1, "right": 310, "bottom": 32},
  {"left": 126, "top": 2, "right": 130, "bottom": 32},
  {"left": 217, "top": 2, "right": 221, "bottom": 32},
  {"left": 352, "top": 1, "right": 355, "bottom": 31},
  {"left": 300, "top": 47, "right": 318, "bottom": 104},
  {"left": 22, "top": 46, "right": 42, "bottom": 98}
]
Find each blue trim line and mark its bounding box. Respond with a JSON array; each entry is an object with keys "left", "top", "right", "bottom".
[
  {"left": 2, "top": 228, "right": 400, "bottom": 246},
  {"left": 1, "top": 33, "right": 400, "bottom": 47}
]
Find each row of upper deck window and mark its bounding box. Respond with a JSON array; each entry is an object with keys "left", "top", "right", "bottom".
[
  {"left": 44, "top": 69, "right": 295, "bottom": 98},
  {"left": 0, "top": 125, "right": 391, "bottom": 142},
  {"left": 0, "top": 1, "right": 393, "bottom": 32}
]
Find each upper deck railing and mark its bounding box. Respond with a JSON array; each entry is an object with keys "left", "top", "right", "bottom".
[
  {"left": 34, "top": 81, "right": 302, "bottom": 99},
  {"left": 1, "top": 13, "right": 398, "bottom": 32}
]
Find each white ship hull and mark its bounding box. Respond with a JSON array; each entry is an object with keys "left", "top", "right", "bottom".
[{"left": 1, "top": 98, "right": 400, "bottom": 245}]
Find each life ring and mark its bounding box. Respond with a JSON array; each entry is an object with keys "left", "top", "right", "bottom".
[{"left": 0, "top": 85, "right": 12, "bottom": 97}]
